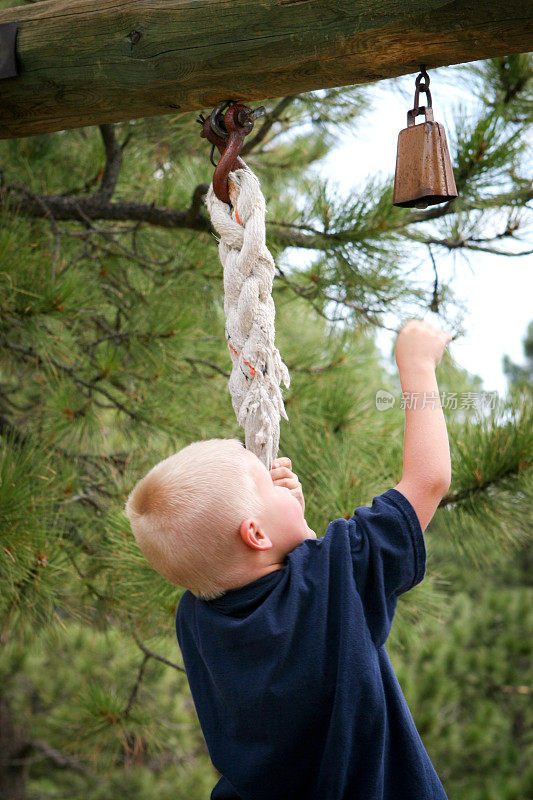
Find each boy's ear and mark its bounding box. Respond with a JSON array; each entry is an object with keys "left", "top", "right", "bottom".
[{"left": 239, "top": 519, "right": 273, "bottom": 551}]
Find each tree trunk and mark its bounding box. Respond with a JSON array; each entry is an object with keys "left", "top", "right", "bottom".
[{"left": 0, "top": 0, "right": 532, "bottom": 138}]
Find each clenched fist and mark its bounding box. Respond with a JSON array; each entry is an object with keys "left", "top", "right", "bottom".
[
  {"left": 395, "top": 319, "right": 452, "bottom": 372},
  {"left": 270, "top": 457, "right": 306, "bottom": 514}
]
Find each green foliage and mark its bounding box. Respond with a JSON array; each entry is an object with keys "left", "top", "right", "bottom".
[
  {"left": 0, "top": 434, "right": 72, "bottom": 632},
  {"left": 503, "top": 319, "right": 533, "bottom": 392},
  {"left": 102, "top": 504, "right": 183, "bottom": 633},
  {"left": 444, "top": 393, "right": 533, "bottom": 556},
  {"left": 389, "top": 575, "right": 533, "bottom": 800},
  {"left": 0, "top": 624, "right": 216, "bottom": 798},
  {"left": 0, "top": 53, "right": 531, "bottom": 799},
  {"left": 458, "top": 54, "right": 533, "bottom": 125},
  {"left": 452, "top": 109, "right": 525, "bottom": 197}
]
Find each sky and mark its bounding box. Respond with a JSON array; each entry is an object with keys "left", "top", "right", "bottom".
[{"left": 282, "top": 66, "right": 532, "bottom": 399}]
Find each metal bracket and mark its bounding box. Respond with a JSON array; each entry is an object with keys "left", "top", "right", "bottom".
[{"left": 0, "top": 21, "right": 18, "bottom": 80}]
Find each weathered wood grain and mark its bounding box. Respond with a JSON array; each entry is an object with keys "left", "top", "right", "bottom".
[{"left": 0, "top": 0, "right": 532, "bottom": 139}]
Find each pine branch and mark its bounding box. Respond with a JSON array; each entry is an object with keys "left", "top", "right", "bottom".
[
  {"left": 81, "top": 329, "right": 179, "bottom": 350},
  {"left": 59, "top": 208, "right": 177, "bottom": 274},
  {"left": 128, "top": 619, "right": 186, "bottom": 673},
  {"left": 5, "top": 553, "right": 50, "bottom": 619},
  {"left": 269, "top": 187, "right": 533, "bottom": 249},
  {"left": 440, "top": 242, "right": 532, "bottom": 257},
  {"left": 23, "top": 739, "right": 95, "bottom": 777},
  {"left": 96, "top": 124, "right": 125, "bottom": 201},
  {"left": 439, "top": 462, "right": 532, "bottom": 508},
  {"left": 1, "top": 181, "right": 210, "bottom": 232},
  {"left": 319, "top": 288, "right": 401, "bottom": 332},
  {"left": 0, "top": 384, "right": 37, "bottom": 413},
  {"left": 20, "top": 190, "right": 62, "bottom": 279},
  {"left": 123, "top": 653, "right": 150, "bottom": 717},
  {"left": 0, "top": 413, "right": 27, "bottom": 446},
  {"left": 288, "top": 355, "right": 347, "bottom": 374},
  {"left": 404, "top": 232, "right": 533, "bottom": 257},
  {"left": 67, "top": 551, "right": 111, "bottom": 601},
  {"left": 62, "top": 492, "right": 103, "bottom": 514},
  {"left": 183, "top": 357, "right": 230, "bottom": 378},
  {"left": 2, "top": 341, "right": 142, "bottom": 421},
  {"left": 0, "top": 414, "right": 125, "bottom": 540},
  {"left": 3, "top": 179, "right": 530, "bottom": 252},
  {"left": 179, "top": 354, "right": 349, "bottom": 379},
  {"left": 240, "top": 96, "right": 299, "bottom": 156},
  {"left": 67, "top": 526, "right": 106, "bottom": 558}
]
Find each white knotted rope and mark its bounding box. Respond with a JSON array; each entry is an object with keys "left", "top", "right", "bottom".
[{"left": 205, "top": 167, "right": 290, "bottom": 470}]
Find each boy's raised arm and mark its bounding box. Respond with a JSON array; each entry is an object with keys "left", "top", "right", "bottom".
[{"left": 393, "top": 320, "right": 452, "bottom": 533}]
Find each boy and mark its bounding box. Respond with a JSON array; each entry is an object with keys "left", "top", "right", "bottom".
[{"left": 126, "top": 318, "right": 452, "bottom": 799}]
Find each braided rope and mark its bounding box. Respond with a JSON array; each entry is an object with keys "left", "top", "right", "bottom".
[{"left": 205, "top": 167, "right": 290, "bottom": 470}]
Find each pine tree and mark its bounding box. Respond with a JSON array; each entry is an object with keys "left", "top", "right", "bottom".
[
  {"left": 0, "top": 49, "right": 532, "bottom": 799},
  {"left": 503, "top": 319, "right": 533, "bottom": 391}
]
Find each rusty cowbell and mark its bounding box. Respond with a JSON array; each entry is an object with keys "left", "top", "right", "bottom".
[{"left": 393, "top": 67, "right": 458, "bottom": 209}]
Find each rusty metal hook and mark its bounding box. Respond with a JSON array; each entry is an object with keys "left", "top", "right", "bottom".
[{"left": 197, "top": 101, "right": 265, "bottom": 204}]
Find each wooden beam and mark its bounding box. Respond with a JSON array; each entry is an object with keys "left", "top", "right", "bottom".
[{"left": 1, "top": 0, "right": 532, "bottom": 139}]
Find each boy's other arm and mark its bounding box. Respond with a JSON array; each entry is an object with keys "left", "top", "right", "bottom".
[{"left": 393, "top": 321, "right": 452, "bottom": 533}]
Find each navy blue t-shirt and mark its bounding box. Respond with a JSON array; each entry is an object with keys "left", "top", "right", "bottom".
[{"left": 175, "top": 488, "right": 448, "bottom": 800}]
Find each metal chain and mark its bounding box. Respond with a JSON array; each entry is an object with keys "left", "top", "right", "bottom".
[{"left": 413, "top": 65, "right": 432, "bottom": 112}]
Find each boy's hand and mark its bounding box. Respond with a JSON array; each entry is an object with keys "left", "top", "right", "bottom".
[
  {"left": 395, "top": 319, "right": 452, "bottom": 372},
  {"left": 270, "top": 457, "right": 306, "bottom": 514}
]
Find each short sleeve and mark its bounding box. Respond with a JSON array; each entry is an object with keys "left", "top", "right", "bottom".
[{"left": 347, "top": 487, "right": 426, "bottom": 647}]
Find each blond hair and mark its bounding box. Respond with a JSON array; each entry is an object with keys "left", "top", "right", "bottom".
[{"left": 125, "top": 438, "right": 265, "bottom": 600}]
